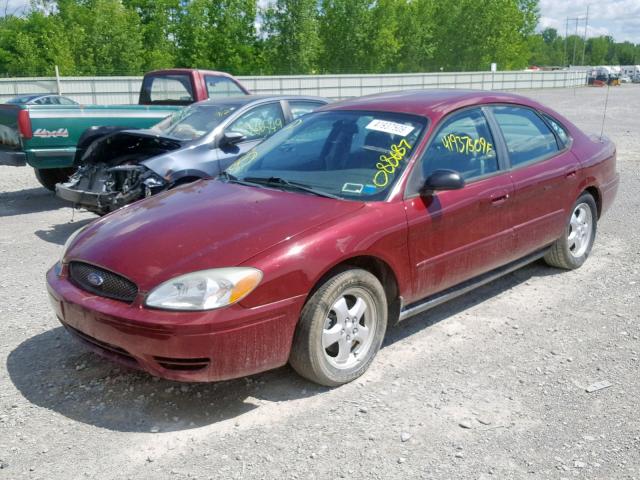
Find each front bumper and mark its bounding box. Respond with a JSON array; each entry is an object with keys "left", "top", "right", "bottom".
[
  {"left": 46, "top": 266, "right": 305, "bottom": 382},
  {"left": 56, "top": 182, "right": 104, "bottom": 207},
  {"left": 0, "top": 150, "right": 26, "bottom": 166}
]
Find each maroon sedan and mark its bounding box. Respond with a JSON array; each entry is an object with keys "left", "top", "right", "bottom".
[{"left": 46, "top": 90, "right": 619, "bottom": 386}]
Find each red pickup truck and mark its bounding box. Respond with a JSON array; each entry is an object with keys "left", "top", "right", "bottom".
[{"left": 138, "top": 69, "right": 249, "bottom": 105}]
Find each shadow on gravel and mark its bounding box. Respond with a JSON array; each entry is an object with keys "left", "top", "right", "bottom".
[
  {"left": 0, "top": 187, "right": 69, "bottom": 217},
  {"left": 384, "top": 259, "right": 563, "bottom": 346},
  {"left": 7, "top": 327, "right": 323, "bottom": 433},
  {"left": 7, "top": 260, "right": 562, "bottom": 433},
  {"left": 34, "top": 217, "right": 94, "bottom": 245}
]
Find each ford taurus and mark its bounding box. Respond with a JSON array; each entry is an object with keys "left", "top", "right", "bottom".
[{"left": 46, "top": 90, "right": 619, "bottom": 386}]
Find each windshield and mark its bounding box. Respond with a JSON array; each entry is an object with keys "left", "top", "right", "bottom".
[
  {"left": 226, "top": 110, "right": 426, "bottom": 201},
  {"left": 152, "top": 104, "right": 241, "bottom": 140},
  {"left": 6, "top": 95, "right": 38, "bottom": 104}
]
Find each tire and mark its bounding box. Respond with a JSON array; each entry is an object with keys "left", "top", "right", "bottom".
[
  {"left": 289, "top": 268, "right": 388, "bottom": 386},
  {"left": 34, "top": 167, "right": 75, "bottom": 191},
  {"left": 544, "top": 193, "right": 598, "bottom": 270}
]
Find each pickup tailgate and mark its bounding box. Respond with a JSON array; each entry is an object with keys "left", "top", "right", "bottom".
[
  {"left": 18, "top": 104, "right": 179, "bottom": 169},
  {"left": 0, "top": 104, "right": 26, "bottom": 166}
]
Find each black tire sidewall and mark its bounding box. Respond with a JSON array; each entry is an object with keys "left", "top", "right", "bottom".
[
  {"left": 35, "top": 167, "right": 74, "bottom": 191},
  {"left": 561, "top": 193, "right": 598, "bottom": 268},
  {"left": 293, "top": 269, "right": 388, "bottom": 386}
]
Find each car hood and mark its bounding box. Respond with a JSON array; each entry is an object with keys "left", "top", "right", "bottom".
[
  {"left": 66, "top": 180, "right": 364, "bottom": 291},
  {"left": 82, "top": 129, "right": 184, "bottom": 166}
]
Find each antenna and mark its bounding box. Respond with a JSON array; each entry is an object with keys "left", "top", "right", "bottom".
[{"left": 600, "top": 83, "right": 610, "bottom": 141}]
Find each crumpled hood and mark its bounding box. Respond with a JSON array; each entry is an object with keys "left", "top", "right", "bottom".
[
  {"left": 83, "top": 129, "right": 183, "bottom": 165},
  {"left": 66, "top": 179, "right": 364, "bottom": 291}
]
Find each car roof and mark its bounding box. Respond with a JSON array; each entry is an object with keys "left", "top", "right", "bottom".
[
  {"left": 193, "top": 95, "right": 329, "bottom": 107},
  {"left": 6, "top": 94, "right": 48, "bottom": 103},
  {"left": 323, "top": 89, "right": 546, "bottom": 119},
  {"left": 6, "top": 94, "right": 71, "bottom": 104}
]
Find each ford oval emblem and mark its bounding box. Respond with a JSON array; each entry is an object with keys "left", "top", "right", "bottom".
[{"left": 87, "top": 272, "right": 104, "bottom": 287}]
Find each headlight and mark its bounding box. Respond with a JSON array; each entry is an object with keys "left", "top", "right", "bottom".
[
  {"left": 61, "top": 225, "right": 88, "bottom": 262},
  {"left": 145, "top": 267, "right": 263, "bottom": 311}
]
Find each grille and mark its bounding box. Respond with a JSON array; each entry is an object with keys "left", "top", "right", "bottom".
[
  {"left": 154, "top": 356, "right": 210, "bottom": 371},
  {"left": 69, "top": 261, "right": 138, "bottom": 303}
]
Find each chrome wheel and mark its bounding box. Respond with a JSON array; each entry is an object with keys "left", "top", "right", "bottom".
[
  {"left": 322, "top": 287, "right": 377, "bottom": 370},
  {"left": 568, "top": 202, "right": 593, "bottom": 258}
]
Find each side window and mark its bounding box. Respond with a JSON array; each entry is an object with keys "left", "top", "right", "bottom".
[
  {"left": 289, "top": 101, "right": 324, "bottom": 119},
  {"left": 142, "top": 75, "right": 194, "bottom": 105},
  {"left": 541, "top": 113, "right": 570, "bottom": 147},
  {"left": 205, "top": 76, "right": 245, "bottom": 98},
  {"left": 227, "top": 103, "right": 285, "bottom": 142},
  {"left": 418, "top": 108, "right": 499, "bottom": 185},
  {"left": 492, "top": 106, "right": 559, "bottom": 166}
]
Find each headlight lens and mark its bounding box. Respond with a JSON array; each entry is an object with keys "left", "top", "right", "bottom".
[
  {"left": 145, "top": 267, "right": 263, "bottom": 311},
  {"left": 61, "top": 225, "right": 88, "bottom": 262}
]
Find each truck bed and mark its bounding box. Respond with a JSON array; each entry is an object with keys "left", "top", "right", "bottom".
[{"left": 0, "top": 104, "right": 179, "bottom": 169}]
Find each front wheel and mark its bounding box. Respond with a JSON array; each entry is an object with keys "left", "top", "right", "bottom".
[
  {"left": 544, "top": 193, "right": 597, "bottom": 270},
  {"left": 289, "top": 268, "right": 387, "bottom": 386},
  {"left": 34, "top": 167, "right": 75, "bottom": 191}
]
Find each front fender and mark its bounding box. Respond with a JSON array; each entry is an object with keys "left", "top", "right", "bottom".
[{"left": 239, "top": 202, "right": 411, "bottom": 310}]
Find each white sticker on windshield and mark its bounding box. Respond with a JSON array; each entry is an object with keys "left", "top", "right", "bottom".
[
  {"left": 342, "top": 183, "right": 363, "bottom": 194},
  {"left": 365, "top": 119, "right": 414, "bottom": 137}
]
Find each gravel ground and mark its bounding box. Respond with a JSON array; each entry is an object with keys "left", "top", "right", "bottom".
[{"left": 1, "top": 85, "right": 639, "bottom": 480}]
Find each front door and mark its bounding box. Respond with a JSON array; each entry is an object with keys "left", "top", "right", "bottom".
[{"left": 403, "top": 107, "right": 516, "bottom": 303}]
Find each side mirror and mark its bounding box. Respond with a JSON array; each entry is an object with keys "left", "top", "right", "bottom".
[
  {"left": 422, "top": 169, "right": 465, "bottom": 194},
  {"left": 220, "top": 131, "right": 246, "bottom": 146}
]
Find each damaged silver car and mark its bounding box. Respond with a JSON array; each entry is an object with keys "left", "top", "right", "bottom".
[{"left": 56, "top": 95, "right": 328, "bottom": 214}]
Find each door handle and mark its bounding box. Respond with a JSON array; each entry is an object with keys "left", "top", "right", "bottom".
[
  {"left": 490, "top": 193, "right": 509, "bottom": 205},
  {"left": 565, "top": 170, "right": 577, "bottom": 178}
]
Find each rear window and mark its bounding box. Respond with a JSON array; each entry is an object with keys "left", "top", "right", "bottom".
[
  {"left": 140, "top": 74, "right": 195, "bottom": 105},
  {"left": 542, "top": 113, "right": 570, "bottom": 147},
  {"left": 205, "top": 76, "right": 246, "bottom": 98}
]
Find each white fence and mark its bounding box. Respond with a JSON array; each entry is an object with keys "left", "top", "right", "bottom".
[{"left": 0, "top": 70, "right": 588, "bottom": 104}]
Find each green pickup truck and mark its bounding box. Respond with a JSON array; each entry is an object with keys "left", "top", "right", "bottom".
[{"left": 0, "top": 69, "right": 249, "bottom": 189}]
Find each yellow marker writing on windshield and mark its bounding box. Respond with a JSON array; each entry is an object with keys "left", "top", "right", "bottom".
[{"left": 373, "top": 139, "right": 412, "bottom": 187}]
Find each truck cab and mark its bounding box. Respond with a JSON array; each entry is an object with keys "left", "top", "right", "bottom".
[{"left": 139, "top": 69, "right": 249, "bottom": 106}]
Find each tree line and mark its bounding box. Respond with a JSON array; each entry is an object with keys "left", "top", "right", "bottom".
[{"left": 0, "top": 0, "right": 638, "bottom": 78}]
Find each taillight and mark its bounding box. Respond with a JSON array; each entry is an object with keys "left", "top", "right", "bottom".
[{"left": 17, "top": 109, "right": 32, "bottom": 140}]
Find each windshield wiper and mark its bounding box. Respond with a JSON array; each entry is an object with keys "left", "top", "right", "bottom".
[
  {"left": 218, "top": 171, "right": 261, "bottom": 187},
  {"left": 218, "top": 171, "right": 237, "bottom": 182},
  {"left": 242, "top": 176, "right": 341, "bottom": 199}
]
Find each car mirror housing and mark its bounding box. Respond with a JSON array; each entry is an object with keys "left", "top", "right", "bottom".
[
  {"left": 422, "top": 169, "right": 465, "bottom": 194},
  {"left": 221, "top": 131, "right": 246, "bottom": 146}
]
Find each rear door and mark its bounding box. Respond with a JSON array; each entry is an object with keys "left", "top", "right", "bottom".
[
  {"left": 489, "top": 105, "right": 579, "bottom": 258},
  {"left": 403, "top": 107, "right": 516, "bottom": 302}
]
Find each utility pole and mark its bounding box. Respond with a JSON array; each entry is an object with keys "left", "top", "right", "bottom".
[
  {"left": 581, "top": 5, "right": 590, "bottom": 66},
  {"left": 564, "top": 17, "right": 569, "bottom": 66},
  {"left": 565, "top": 12, "right": 589, "bottom": 66}
]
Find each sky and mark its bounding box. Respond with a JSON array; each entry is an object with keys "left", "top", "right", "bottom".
[
  {"left": 2, "top": 0, "right": 640, "bottom": 44},
  {"left": 538, "top": 0, "right": 640, "bottom": 43}
]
